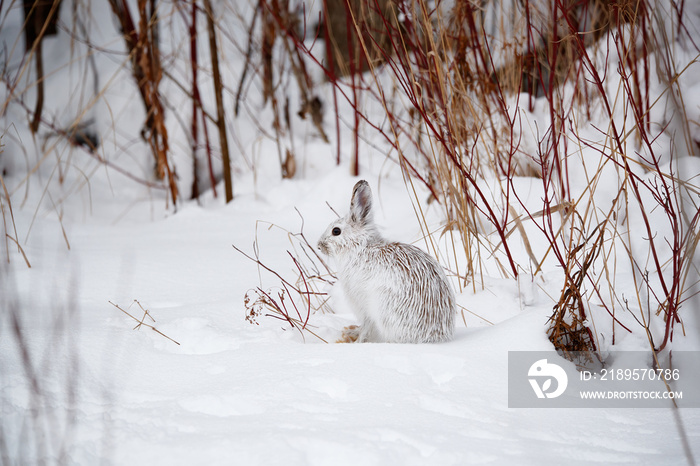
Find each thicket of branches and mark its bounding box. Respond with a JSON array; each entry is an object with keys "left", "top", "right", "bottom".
[
  {"left": 2, "top": 0, "right": 700, "bottom": 358},
  {"left": 241, "top": 0, "right": 700, "bottom": 357}
]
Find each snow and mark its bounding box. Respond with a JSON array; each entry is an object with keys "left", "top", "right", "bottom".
[
  {"left": 3, "top": 171, "right": 699, "bottom": 465},
  {"left": 2, "top": 1, "right": 700, "bottom": 465}
]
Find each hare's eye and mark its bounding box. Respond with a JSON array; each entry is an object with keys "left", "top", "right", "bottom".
[{"left": 332, "top": 227, "right": 341, "bottom": 236}]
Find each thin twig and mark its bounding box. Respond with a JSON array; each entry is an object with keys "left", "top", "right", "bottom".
[{"left": 109, "top": 300, "right": 180, "bottom": 345}]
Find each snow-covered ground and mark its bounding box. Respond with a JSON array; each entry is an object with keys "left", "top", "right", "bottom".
[
  {"left": 3, "top": 174, "right": 699, "bottom": 465},
  {"left": 2, "top": 1, "right": 700, "bottom": 464}
]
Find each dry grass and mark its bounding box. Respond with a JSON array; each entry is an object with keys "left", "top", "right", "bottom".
[
  {"left": 108, "top": 299, "right": 181, "bottom": 345},
  {"left": 235, "top": 212, "right": 335, "bottom": 343},
  {"left": 1, "top": 137, "right": 31, "bottom": 266},
  {"left": 251, "top": 0, "right": 700, "bottom": 358}
]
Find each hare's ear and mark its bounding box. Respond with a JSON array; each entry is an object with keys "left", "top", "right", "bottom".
[{"left": 349, "top": 180, "right": 373, "bottom": 225}]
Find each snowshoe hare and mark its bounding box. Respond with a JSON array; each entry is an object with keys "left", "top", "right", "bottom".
[{"left": 317, "top": 180, "right": 455, "bottom": 343}]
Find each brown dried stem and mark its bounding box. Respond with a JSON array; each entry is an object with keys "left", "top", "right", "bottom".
[
  {"left": 107, "top": 0, "right": 178, "bottom": 205},
  {"left": 204, "top": 0, "right": 234, "bottom": 202},
  {"left": 108, "top": 300, "right": 180, "bottom": 346}
]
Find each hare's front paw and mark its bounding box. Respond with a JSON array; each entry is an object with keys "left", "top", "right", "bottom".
[{"left": 336, "top": 325, "right": 360, "bottom": 343}]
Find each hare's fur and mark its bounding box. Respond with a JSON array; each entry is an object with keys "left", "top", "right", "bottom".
[{"left": 317, "top": 180, "right": 455, "bottom": 343}]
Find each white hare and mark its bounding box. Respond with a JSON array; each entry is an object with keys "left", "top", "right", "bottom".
[{"left": 317, "top": 180, "right": 455, "bottom": 343}]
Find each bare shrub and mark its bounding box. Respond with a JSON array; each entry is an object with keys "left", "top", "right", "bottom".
[
  {"left": 235, "top": 213, "right": 334, "bottom": 342},
  {"left": 258, "top": 0, "right": 700, "bottom": 357}
]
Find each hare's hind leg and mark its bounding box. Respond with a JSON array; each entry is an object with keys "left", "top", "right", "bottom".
[
  {"left": 336, "top": 319, "right": 381, "bottom": 343},
  {"left": 337, "top": 325, "right": 360, "bottom": 343}
]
